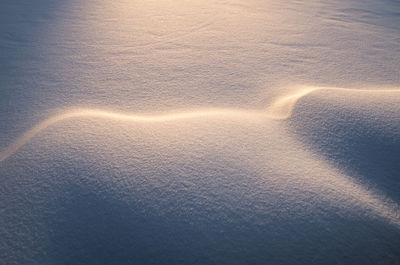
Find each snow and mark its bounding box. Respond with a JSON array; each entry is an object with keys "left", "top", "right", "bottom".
[{"left": 1, "top": 0, "right": 400, "bottom": 264}]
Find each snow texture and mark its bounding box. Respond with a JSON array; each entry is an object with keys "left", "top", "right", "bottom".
[{"left": 1, "top": 0, "right": 400, "bottom": 264}]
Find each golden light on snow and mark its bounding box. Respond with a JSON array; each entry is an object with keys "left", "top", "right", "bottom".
[
  {"left": 2, "top": 0, "right": 400, "bottom": 263},
  {"left": 2, "top": 86, "right": 399, "bottom": 163}
]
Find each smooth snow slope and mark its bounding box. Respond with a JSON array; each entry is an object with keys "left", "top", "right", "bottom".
[
  {"left": 1, "top": 0, "right": 400, "bottom": 264},
  {"left": 1, "top": 87, "right": 399, "bottom": 163}
]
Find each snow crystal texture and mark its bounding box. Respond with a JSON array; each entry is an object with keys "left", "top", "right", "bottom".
[{"left": 1, "top": 0, "right": 400, "bottom": 264}]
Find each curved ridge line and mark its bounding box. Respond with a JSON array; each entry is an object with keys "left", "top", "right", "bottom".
[
  {"left": 0, "top": 108, "right": 260, "bottom": 162},
  {"left": 266, "top": 86, "right": 400, "bottom": 120},
  {"left": 1, "top": 86, "right": 399, "bottom": 162}
]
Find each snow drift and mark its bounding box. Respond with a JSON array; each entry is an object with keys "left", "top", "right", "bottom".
[{"left": 1, "top": 0, "right": 400, "bottom": 264}]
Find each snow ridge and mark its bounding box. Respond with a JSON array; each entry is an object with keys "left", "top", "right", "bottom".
[{"left": 1, "top": 86, "right": 399, "bottom": 163}]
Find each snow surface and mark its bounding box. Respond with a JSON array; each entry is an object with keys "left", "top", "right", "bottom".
[{"left": 1, "top": 0, "right": 400, "bottom": 264}]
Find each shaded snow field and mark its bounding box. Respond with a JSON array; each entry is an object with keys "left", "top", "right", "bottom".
[{"left": 1, "top": 0, "right": 400, "bottom": 264}]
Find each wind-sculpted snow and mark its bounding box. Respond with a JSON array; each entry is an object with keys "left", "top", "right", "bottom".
[
  {"left": 1, "top": 87, "right": 400, "bottom": 234},
  {"left": 2, "top": 0, "right": 400, "bottom": 264},
  {"left": 267, "top": 86, "right": 400, "bottom": 119},
  {"left": 287, "top": 87, "right": 400, "bottom": 203},
  {"left": 0, "top": 108, "right": 260, "bottom": 163},
  {"left": 1, "top": 86, "right": 399, "bottom": 163},
  {"left": 2, "top": 86, "right": 400, "bottom": 264}
]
